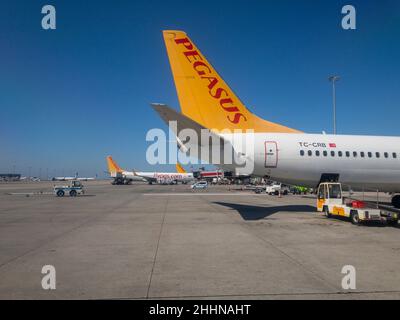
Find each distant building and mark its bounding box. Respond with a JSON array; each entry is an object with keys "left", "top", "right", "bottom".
[{"left": 0, "top": 174, "right": 21, "bottom": 182}]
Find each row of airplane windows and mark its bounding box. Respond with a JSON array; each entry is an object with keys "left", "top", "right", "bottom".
[{"left": 300, "top": 150, "right": 397, "bottom": 159}]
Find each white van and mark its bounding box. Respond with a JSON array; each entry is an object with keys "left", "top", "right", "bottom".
[{"left": 191, "top": 181, "right": 208, "bottom": 189}]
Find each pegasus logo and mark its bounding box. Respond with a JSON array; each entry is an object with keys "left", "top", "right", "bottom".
[{"left": 174, "top": 37, "right": 247, "bottom": 124}]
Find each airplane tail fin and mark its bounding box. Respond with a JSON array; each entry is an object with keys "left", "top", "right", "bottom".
[
  {"left": 176, "top": 163, "right": 186, "bottom": 173},
  {"left": 106, "top": 156, "right": 123, "bottom": 174},
  {"left": 163, "top": 30, "right": 300, "bottom": 133}
]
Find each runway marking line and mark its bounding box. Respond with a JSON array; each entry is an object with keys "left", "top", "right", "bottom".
[
  {"left": 142, "top": 193, "right": 257, "bottom": 196},
  {"left": 7, "top": 192, "right": 53, "bottom": 195}
]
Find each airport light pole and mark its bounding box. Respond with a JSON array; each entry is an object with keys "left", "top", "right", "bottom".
[{"left": 328, "top": 76, "right": 340, "bottom": 135}]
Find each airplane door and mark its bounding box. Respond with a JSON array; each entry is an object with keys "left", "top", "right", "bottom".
[{"left": 264, "top": 141, "right": 278, "bottom": 168}]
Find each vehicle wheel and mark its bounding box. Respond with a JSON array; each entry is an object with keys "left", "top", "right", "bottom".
[
  {"left": 283, "top": 190, "right": 288, "bottom": 195},
  {"left": 69, "top": 190, "right": 77, "bottom": 197},
  {"left": 56, "top": 190, "right": 64, "bottom": 197},
  {"left": 350, "top": 210, "right": 360, "bottom": 225},
  {"left": 323, "top": 206, "right": 331, "bottom": 218},
  {"left": 392, "top": 195, "right": 400, "bottom": 208}
]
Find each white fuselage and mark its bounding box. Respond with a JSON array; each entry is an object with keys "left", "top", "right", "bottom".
[
  {"left": 117, "top": 170, "right": 194, "bottom": 183},
  {"left": 120, "top": 171, "right": 147, "bottom": 182},
  {"left": 136, "top": 171, "right": 194, "bottom": 183},
  {"left": 53, "top": 177, "right": 95, "bottom": 181},
  {"left": 220, "top": 133, "right": 400, "bottom": 192}
]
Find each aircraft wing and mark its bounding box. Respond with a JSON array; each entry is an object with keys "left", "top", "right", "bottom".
[
  {"left": 141, "top": 176, "right": 157, "bottom": 183},
  {"left": 129, "top": 170, "right": 156, "bottom": 183}
]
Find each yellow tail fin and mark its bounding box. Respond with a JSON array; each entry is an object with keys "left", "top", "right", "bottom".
[
  {"left": 163, "top": 30, "right": 300, "bottom": 133},
  {"left": 106, "top": 156, "right": 123, "bottom": 174},
  {"left": 176, "top": 163, "right": 186, "bottom": 173}
]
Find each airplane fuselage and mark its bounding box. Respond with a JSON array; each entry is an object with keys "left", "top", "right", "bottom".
[
  {"left": 136, "top": 171, "right": 194, "bottom": 183},
  {"left": 222, "top": 133, "right": 400, "bottom": 192},
  {"left": 120, "top": 171, "right": 146, "bottom": 182}
]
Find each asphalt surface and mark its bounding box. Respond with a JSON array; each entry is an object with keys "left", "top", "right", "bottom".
[{"left": 0, "top": 181, "right": 399, "bottom": 299}]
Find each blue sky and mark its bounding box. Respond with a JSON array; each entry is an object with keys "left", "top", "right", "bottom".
[{"left": 1, "top": 0, "right": 399, "bottom": 177}]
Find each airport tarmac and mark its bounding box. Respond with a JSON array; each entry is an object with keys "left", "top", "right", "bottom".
[{"left": 0, "top": 180, "right": 399, "bottom": 300}]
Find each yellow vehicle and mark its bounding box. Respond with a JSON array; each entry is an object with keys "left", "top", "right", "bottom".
[{"left": 316, "top": 182, "right": 382, "bottom": 225}]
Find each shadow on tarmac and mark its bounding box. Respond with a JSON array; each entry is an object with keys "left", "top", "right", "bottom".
[{"left": 213, "top": 202, "right": 315, "bottom": 220}]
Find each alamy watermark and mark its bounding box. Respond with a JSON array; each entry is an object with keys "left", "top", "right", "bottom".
[
  {"left": 342, "top": 5, "right": 356, "bottom": 30},
  {"left": 41, "top": 265, "right": 56, "bottom": 290},
  {"left": 341, "top": 265, "right": 356, "bottom": 290},
  {"left": 41, "top": 5, "right": 56, "bottom": 30}
]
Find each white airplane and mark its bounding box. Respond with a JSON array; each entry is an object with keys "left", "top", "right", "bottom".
[
  {"left": 106, "top": 156, "right": 146, "bottom": 184},
  {"left": 106, "top": 156, "right": 194, "bottom": 185},
  {"left": 153, "top": 30, "right": 400, "bottom": 207},
  {"left": 52, "top": 177, "right": 75, "bottom": 181},
  {"left": 52, "top": 175, "right": 96, "bottom": 181},
  {"left": 76, "top": 177, "right": 96, "bottom": 181}
]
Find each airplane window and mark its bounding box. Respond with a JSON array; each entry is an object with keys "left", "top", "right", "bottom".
[
  {"left": 338, "top": 151, "right": 343, "bottom": 157},
  {"left": 376, "top": 152, "right": 380, "bottom": 158},
  {"left": 315, "top": 150, "right": 320, "bottom": 156},
  {"left": 345, "top": 151, "right": 350, "bottom": 157},
  {"left": 331, "top": 151, "right": 335, "bottom": 157},
  {"left": 384, "top": 152, "right": 389, "bottom": 158},
  {"left": 361, "top": 152, "right": 365, "bottom": 158},
  {"left": 353, "top": 152, "right": 358, "bottom": 157},
  {"left": 300, "top": 150, "right": 305, "bottom": 156},
  {"left": 323, "top": 151, "right": 328, "bottom": 157},
  {"left": 368, "top": 152, "right": 372, "bottom": 158},
  {"left": 328, "top": 184, "right": 342, "bottom": 199},
  {"left": 393, "top": 153, "right": 397, "bottom": 159},
  {"left": 308, "top": 150, "right": 312, "bottom": 156}
]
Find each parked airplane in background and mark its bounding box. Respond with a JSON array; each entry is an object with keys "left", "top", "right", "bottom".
[
  {"left": 52, "top": 176, "right": 75, "bottom": 181},
  {"left": 153, "top": 30, "right": 400, "bottom": 207},
  {"left": 106, "top": 156, "right": 194, "bottom": 185},
  {"left": 107, "top": 156, "right": 146, "bottom": 184},
  {"left": 76, "top": 177, "right": 96, "bottom": 181},
  {"left": 52, "top": 174, "right": 96, "bottom": 181}
]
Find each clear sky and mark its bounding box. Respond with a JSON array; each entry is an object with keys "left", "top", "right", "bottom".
[{"left": 1, "top": 0, "right": 399, "bottom": 177}]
